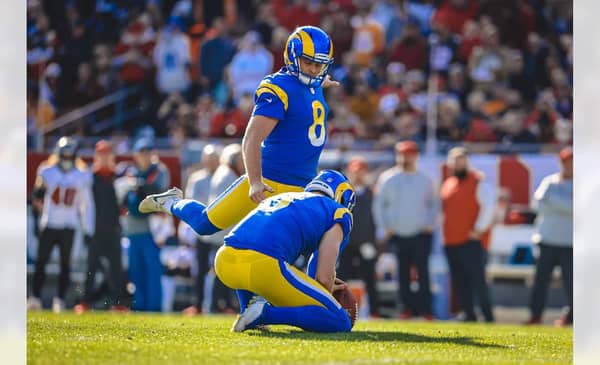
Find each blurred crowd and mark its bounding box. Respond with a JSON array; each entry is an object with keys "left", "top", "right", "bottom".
[{"left": 27, "top": 0, "right": 572, "bottom": 148}]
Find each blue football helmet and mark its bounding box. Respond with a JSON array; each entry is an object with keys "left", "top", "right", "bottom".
[
  {"left": 305, "top": 169, "right": 356, "bottom": 211},
  {"left": 284, "top": 26, "right": 334, "bottom": 88}
]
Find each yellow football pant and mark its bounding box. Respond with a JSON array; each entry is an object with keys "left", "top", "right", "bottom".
[
  {"left": 207, "top": 176, "right": 304, "bottom": 230},
  {"left": 214, "top": 246, "right": 339, "bottom": 308}
]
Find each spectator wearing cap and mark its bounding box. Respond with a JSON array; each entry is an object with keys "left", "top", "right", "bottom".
[
  {"left": 227, "top": 31, "right": 273, "bottom": 104},
  {"left": 74, "top": 140, "right": 127, "bottom": 314},
  {"left": 440, "top": 147, "right": 495, "bottom": 322},
  {"left": 337, "top": 157, "right": 380, "bottom": 318},
  {"left": 373, "top": 141, "right": 437, "bottom": 320},
  {"left": 180, "top": 144, "right": 221, "bottom": 316},
  {"left": 526, "top": 147, "right": 573, "bottom": 327},
  {"left": 116, "top": 138, "right": 170, "bottom": 312}
]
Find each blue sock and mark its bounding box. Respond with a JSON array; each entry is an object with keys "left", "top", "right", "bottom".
[
  {"left": 260, "top": 305, "right": 351, "bottom": 333},
  {"left": 237, "top": 290, "right": 255, "bottom": 313},
  {"left": 171, "top": 199, "right": 220, "bottom": 235}
]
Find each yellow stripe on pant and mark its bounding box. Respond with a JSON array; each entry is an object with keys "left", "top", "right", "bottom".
[
  {"left": 215, "top": 245, "right": 338, "bottom": 308},
  {"left": 205, "top": 176, "right": 304, "bottom": 230}
]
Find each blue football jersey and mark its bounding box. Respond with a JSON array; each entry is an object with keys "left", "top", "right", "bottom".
[
  {"left": 252, "top": 68, "right": 329, "bottom": 187},
  {"left": 224, "top": 192, "right": 353, "bottom": 263}
]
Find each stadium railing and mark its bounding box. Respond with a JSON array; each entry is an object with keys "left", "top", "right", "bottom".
[{"left": 35, "top": 85, "right": 142, "bottom": 151}]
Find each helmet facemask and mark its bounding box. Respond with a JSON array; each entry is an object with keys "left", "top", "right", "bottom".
[
  {"left": 58, "top": 154, "right": 75, "bottom": 170},
  {"left": 293, "top": 54, "right": 333, "bottom": 88}
]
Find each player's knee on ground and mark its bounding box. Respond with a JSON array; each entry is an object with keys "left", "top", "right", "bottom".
[
  {"left": 302, "top": 305, "right": 353, "bottom": 333},
  {"left": 333, "top": 306, "right": 352, "bottom": 332}
]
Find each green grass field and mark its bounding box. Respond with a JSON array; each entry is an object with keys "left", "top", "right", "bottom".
[{"left": 28, "top": 311, "right": 572, "bottom": 365}]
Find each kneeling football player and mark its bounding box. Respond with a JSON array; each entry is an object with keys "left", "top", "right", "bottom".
[{"left": 215, "top": 170, "right": 355, "bottom": 332}]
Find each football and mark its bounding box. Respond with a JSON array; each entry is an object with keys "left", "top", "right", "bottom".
[{"left": 333, "top": 286, "right": 358, "bottom": 328}]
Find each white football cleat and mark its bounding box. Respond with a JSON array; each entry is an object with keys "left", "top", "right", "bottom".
[
  {"left": 27, "top": 296, "right": 42, "bottom": 311},
  {"left": 232, "top": 298, "right": 267, "bottom": 332},
  {"left": 52, "top": 297, "right": 65, "bottom": 314},
  {"left": 138, "top": 187, "right": 183, "bottom": 214},
  {"left": 248, "top": 297, "right": 271, "bottom": 331}
]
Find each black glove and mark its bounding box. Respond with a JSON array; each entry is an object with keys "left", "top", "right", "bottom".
[{"left": 84, "top": 234, "right": 93, "bottom": 246}]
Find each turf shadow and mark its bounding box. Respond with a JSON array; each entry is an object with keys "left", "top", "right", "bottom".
[{"left": 248, "top": 329, "right": 507, "bottom": 349}]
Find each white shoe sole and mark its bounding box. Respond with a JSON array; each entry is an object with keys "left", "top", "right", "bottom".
[
  {"left": 231, "top": 300, "right": 266, "bottom": 332},
  {"left": 138, "top": 188, "right": 183, "bottom": 214},
  {"left": 27, "top": 300, "right": 42, "bottom": 311}
]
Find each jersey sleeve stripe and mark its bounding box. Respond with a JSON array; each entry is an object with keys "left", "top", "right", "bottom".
[
  {"left": 334, "top": 208, "right": 353, "bottom": 226},
  {"left": 257, "top": 82, "right": 289, "bottom": 111}
]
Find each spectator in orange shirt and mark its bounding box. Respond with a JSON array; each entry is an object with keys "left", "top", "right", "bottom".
[
  {"left": 349, "top": 82, "right": 380, "bottom": 126},
  {"left": 350, "top": 8, "right": 384, "bottom": 67},
  {"left": 440, "top": 147, "right": 495, "bottom": 322}
]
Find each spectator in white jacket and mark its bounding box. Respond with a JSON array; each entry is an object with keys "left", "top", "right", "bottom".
[
  {"left": 227, "top": 31, "right": 273, "bottom": 104},
  {"left": 526, "top": 147, "right": 573, "bottom": 327},
  {"left": 153, "top": 17, "right": 191, "bottom": 98},
  {"left": 373, "top": 141, "right": 437, "bottom": 320}
]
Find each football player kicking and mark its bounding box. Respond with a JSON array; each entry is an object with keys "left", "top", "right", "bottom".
[
  {"left": 212, "top": 170, "right": 355, "bottom": 332},
  {"left": 138, "top": 25, "right": 339, "bottom": 240}
]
